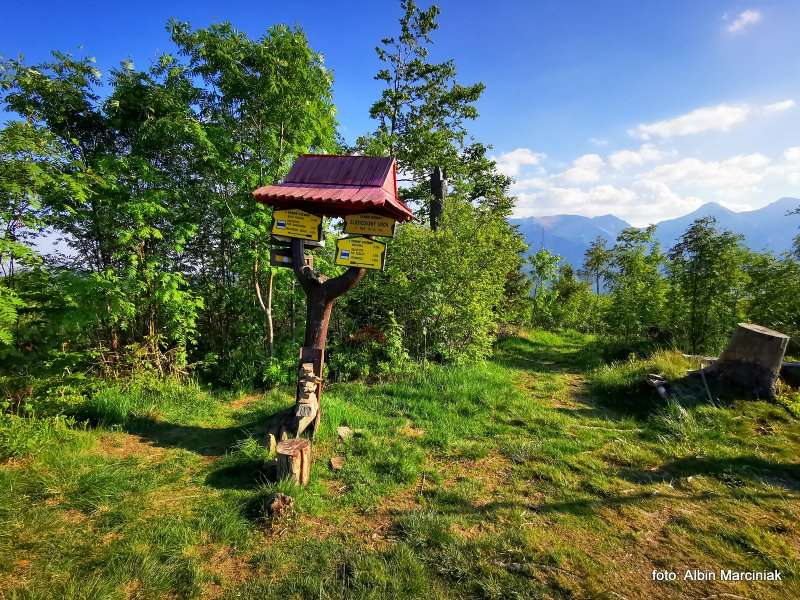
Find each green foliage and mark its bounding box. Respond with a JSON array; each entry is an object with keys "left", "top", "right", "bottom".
[
  {"left": 357, "top": 0, "right": 512, "bottom": 218},
  {"left": 744, "top": 251, "right": 800, "bottom": 348},
  {"left": 604, "top": 226, "right": 668, "bottom": 342},
  {"left": 537, "top": 215, "right": 800, "bottom": 361},
  {"left": 340, "top": 198, "right": 526, "bottom": 364},
  {"left": 581, "top": 235, "right": 612, "bottom": 294},
  {"left": 77, "top": 375, "right": 221, "bottom": 425},
  {"left": 0, "top": 21, "right": 337, "bottom": 383},
  {"left": 668, "top": 217, "right": 747, "bottom": 354},
  {"left": 0, "top": 413, "right": 79, "bottom": 460}
]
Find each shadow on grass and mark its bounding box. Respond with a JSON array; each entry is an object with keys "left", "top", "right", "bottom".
[
  {"left": 416, "top": 486, "right": 796, "bottom": 522},
  {"left": 99, "top": 404, "right": 290, "bottom": 457},
  {"left": 121, "top": 418, "right": 253, "bottom": 456},
  {"left": 205, "top": 459, "right": 278, "bottom": 490},
  {"left": 619, "top": 455, "right": 800, "bottom": 491}
]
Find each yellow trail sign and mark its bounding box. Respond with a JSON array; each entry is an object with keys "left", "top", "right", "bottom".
[
  {"left": 271, "top": 209, "right": 322, "bottom": 241},
  {"left": 335, "top": 237, "right": 386, "bottom": 271},
  {"left": 343, "top": 213, "right": 396, "bottom": 237}
]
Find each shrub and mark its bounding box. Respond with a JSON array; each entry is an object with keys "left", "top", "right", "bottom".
[{"left": 0, "top": 413, "right": 78, "bottom": 460}]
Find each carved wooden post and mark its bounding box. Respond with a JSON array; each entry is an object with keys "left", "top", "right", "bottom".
[{"left": 287, "top": 237, "right": 365, "bottom": 438}]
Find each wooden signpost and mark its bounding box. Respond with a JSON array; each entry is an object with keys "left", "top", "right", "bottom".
[
  {"left": 335, "top": 237, "right": 387, "bottom": 271},
  {"left": 253, "top": 155, "right": 414, "bottom": 485}
]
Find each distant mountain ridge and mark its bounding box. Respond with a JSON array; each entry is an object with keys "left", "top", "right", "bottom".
[{"left": 510, "top": 197, "right": 800, "bottom": 269}]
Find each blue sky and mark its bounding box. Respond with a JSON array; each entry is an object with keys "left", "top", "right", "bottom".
[{"left": 2, "top": 0, "right": 799, "bottom": 224}]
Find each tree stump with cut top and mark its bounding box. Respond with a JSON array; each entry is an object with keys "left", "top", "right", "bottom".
[
  {"left": 276, "top": 439, "right": 312, "bottom": 486},
  {"left": 705, "top": 323, "right": 790, "bottom": 400}
]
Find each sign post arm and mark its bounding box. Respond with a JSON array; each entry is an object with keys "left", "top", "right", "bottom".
[{"left": 323, "top": 266, "right": 367, "bottom": 298}]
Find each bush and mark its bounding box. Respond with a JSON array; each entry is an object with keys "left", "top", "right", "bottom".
[
  {"left": 0, "top": 413, "right": 78, "bottom": 460},
  {"left": 76, "top": 375, "right": 219, "bottom": 425},
  {"left": 327, "top": 314, "right": 412, "bottom": 381}
]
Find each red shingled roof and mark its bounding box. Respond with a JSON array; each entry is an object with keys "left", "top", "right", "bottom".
[{"left": 252, "top": 154, "right": 414, "bottom": 222}]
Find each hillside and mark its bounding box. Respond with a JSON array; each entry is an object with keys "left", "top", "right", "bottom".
[
  {"left": 2, "top": 331, "right": 798, "bottom": 598},
  {"left": 512, "top": 197, "right": 800, "bottom": 266}
]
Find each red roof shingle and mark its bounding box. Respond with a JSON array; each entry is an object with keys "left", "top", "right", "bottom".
[{"left": 252, "top": 154, "right": 413, "bottom": 222}]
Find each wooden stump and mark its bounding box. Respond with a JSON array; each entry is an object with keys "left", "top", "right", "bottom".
[
  {"left": 276, "top": 439, "right": 312, "bottom": 486},
  {"left": 706, "top": 323, "right": 790, "bottom": 400}
]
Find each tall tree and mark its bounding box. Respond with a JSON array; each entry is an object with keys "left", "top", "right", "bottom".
[
  {"left": 357, "top": 0, "right": 512, "bottom": 218},
  {"left": 667, "top": 217, "right": 746, "bottom": 354},
  {"left": 582, "top": 236, "right": 612, "bottom": 294},
  {"left": 605, "top": 226, "right": 668, "bottom": 342},
  {"left": 169, "top": 21, "right": 337, "bottom": 377},
  {"left": 1, "top": 53, "right": 209, "bottom": 366}
]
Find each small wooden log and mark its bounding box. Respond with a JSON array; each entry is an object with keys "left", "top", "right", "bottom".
[
  {"left": 276, "top": 439, "right": 312, "bottom": 486},
  {"left": 706, "top": 323, "right": 790, "bottom": 400}
]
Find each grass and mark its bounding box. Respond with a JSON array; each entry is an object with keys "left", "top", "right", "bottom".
[{"left": 1, "top": 330, "right": 799, "bottom": 598}]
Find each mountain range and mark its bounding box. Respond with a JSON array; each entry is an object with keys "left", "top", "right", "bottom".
[{"left": 509, "top": 197, "right": 800, "bottom": 269}]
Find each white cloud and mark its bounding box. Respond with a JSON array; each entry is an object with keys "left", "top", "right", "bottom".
[
  {"left": 646, "top": 154, "right": 770, "bottom": 189},
  {"left": 727, "top": 9, "right": 762, "bottom": 33},
  {"left": 776, "top": 147, "right": 800, "bottom": 184},
  {"left": 502, "top": 101, "right": 800, "bottom": 224},
  {"left": 589, "top": 137, "right": 609, "bottom": 147},
  {"left": 609, "top": 144, "right": 668, "bottom": 170},
  {"left": 513, "top": 181, "right": 702, "bottom": 226},
  {"left": 630, "top": 104, "right": 751, "bottom": 139},
  {"left": 493, "top": 148, "right": 545, "bottom": 176},
  {"left": 785, "top": 147, "right": 800, "bottom": 162},
  {"left": 763, "top": 99, "right": 796, "bottom": 114},
  {"left": 629, "top": 99, "right": 794, "bottom": 140},
  {"left": 554, "top": 153, "right": 605, "bottom": 185}
]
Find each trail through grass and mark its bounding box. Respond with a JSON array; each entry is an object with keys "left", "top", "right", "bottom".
[{"left": 1, "top": 330, "right": 799, "bottom": 599}]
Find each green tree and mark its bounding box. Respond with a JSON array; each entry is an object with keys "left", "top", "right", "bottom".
[
  {"left": 357, "top": 0, "right": 511, "bottom": 217},
  {"left": 582, "top": 236, "right": 612, "bottom": 294},
  {"left": 605, "top": 226, "right": 668, "bottom": 342},
  {"left": 169, "top": 21, "right": 337, "bottom": 381},
  {"left": 743, "top": 251, "right": 800, "bottom": 344},
  {"left": 667, "top": 217, "right": 746, "bottom": 354},
  {"left": 527, "top": 248, "right": 560, "bottom": 328},
  {"left": 342, "top": 198, "right": 526, "bottom": 363},
  {"left": 0, "top": 122, "right": 61, "bottom": 346},
  {"left": 1, "top": 52, "right": 211, "bottom": 369}
]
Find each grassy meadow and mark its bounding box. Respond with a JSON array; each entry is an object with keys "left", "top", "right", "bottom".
[{"left": 1, "top": 330, "right": 799, "bottom": 599}]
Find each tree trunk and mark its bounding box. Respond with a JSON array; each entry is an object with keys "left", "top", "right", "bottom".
[
  {"left": 253, "top": 252, "right": 274, "bottom": 357},
  {"left": 290, "top": 279, "right": 296, "bottom": 344},
  {"left": 285, "top": 237, "right": 366, "bottom": 438},
  {"left": 276, "top": 439, "right": 311, "bottom": 486},
  {"left": 430, "top": 166, "right": 446, "bottom": 231},
  {"left": 290, "top": 237, "right": 366, "bottom": 352},
  {"left": 705, "top": 323, "right": 790, "bottom": 400},
  {"left": 266, "top": 269, "right": 274, "bottom": 357}
]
